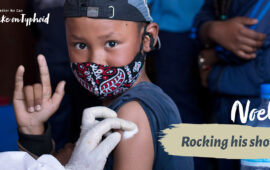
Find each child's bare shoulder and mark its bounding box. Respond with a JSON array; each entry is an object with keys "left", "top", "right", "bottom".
[{"left": 117, "top": 101, "right": 148, "bottom": 126}]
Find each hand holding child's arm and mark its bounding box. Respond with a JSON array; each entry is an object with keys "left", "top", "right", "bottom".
[
  {"left": 13, "top": 54, "right": 66, "bottom": 135},
  {"left": 65, "top": 106, "right": 138, "bottom": 170}
]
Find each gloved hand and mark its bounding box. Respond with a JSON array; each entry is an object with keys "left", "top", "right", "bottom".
[
  {"left": 0, "top": 107, "right": 137, "bottom": 170},
  {"left": 65, "top": 106, "right": 137, "bottom": 170}
]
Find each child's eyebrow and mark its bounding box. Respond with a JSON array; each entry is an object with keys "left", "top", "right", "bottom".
[
  {"left": 69, "top": 32, "right": 118, "bottom": 41},
  {"left": 69, "top": 34, "right": 86, "bottom": 41},
  {"left": 97, "top": 32, "right": 117, "bottom": 40}
]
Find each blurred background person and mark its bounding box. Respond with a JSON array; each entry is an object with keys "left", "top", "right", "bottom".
[
  {"left": 147, "top": 1, "right": 214, "bottom": 170},
  {"left": 193, "top": 0, "right": 270, "bottom": 169},
  {"left": 148, "top": 0, "right": 204, "bottom": 124}
]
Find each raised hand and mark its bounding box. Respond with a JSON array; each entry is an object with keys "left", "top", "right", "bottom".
[{"left": 13, "top": 54, "right": 66, "bottom": 135}]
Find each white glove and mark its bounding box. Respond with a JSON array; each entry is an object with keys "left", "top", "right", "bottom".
[
  {"left": 0, "top": 107, "right": 137, "bottom": 170},
  {"left": 0, "top": 151, "right": 65, "bottom": 170},
  {"left": 65, "top": 106, "right": 137, "bottom": 170}
]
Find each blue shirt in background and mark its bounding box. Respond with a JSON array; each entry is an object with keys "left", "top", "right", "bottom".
[
  {"left": 193, "top": 0, "right": 270, "bottom": 96},
  {"left": 0, "top": 105, "right": 18, "bottom": 152},
  {"left": 148, "top": 0, "right": 204, "bottom": 32}
]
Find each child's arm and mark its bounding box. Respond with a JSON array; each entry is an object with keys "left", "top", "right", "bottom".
[
  {"left": 113, "top": 101, "right": 154, "bottom": 170},
  {"left": 13, "top": 54, "right": 66, "bottom": 157}
]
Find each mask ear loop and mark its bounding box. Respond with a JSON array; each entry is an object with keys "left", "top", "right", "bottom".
[
  {"left": 141, "top": 25, "right": 155, "bottom": 52},
  {"left": 144, "top": 32, "right": 155, "bottom": 50}
]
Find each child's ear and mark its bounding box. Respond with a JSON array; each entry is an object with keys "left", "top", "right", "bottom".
[{"left": 143, "top": 23, "right": 159, "bottom": 53}]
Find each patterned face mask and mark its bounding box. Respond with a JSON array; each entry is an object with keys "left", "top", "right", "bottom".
[{"left": 71, "top": 50, "right": 145, "bottom": 99}]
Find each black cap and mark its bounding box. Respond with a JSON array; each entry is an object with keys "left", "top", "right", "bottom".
[{"left": 64, "top": 0, "right": 153, "bottom": 22}]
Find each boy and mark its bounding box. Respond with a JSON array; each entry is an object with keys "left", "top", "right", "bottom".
[{"left": 14, "top": 0, "right": 194, "bottom": 169}]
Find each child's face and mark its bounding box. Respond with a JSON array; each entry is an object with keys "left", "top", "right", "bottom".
[{"left": 65, "top": 17, "right": 143, "bottom": 66}]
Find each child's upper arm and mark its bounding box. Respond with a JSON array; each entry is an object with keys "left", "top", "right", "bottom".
[{"left": 113, "top": 101, "right": 154, "bottom": 170}]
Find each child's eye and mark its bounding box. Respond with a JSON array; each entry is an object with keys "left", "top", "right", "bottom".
[
  {"left": 75, "top": 43, "right": 87, "bottom": 50},
  {"left": 105, "top": 41, "right": 118, "bottom": 48}
]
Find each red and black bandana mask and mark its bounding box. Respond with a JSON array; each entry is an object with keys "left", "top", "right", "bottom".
[{"left": 71, "top": 51, "right": 145, "bottom": 99}]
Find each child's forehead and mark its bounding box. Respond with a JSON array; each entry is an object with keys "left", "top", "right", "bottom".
[
  {"left": 66, "top": 17, "right": 139, "bottom": 32},
  {"left": 65, "top": 17, "right": 141, "bottom": 40}
]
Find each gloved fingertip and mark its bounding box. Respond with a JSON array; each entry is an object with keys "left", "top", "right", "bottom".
[
  {"left": 122, "top": 120, "right": 138, "bottom": 131},
  {"left": 123, "top": 126, "right": 139, "bottom": 140}
]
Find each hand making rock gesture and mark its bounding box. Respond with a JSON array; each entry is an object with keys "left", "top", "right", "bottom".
[{"left": 13, "top": 54, "right": 66, "bottom": 135}]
